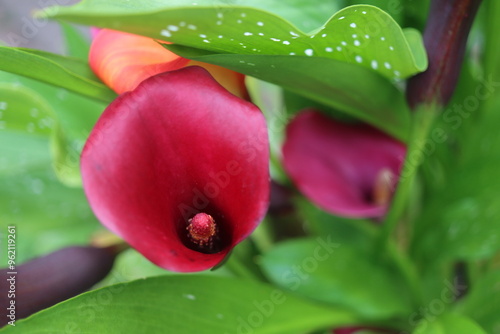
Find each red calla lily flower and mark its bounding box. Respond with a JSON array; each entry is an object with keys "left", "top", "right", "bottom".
[
  {"left": 81, "top": 66, "right": 270, "bottom": 272},
  {"left": 89, "top": 29, "right": 248, "bottom": 99},
  {"left": 282, "top": 110, "right": 406, "bottom": 219}
]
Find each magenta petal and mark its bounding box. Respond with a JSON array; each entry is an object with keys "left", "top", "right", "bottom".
[
  {"left": 81, "top": 67, "right": 270, "bottom": 272},
  {"left": 282, "top": 110, "right": 406, "bottom": 219}
]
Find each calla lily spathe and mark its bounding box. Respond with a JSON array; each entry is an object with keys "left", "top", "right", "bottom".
[
  {"left": 81, "top": 67, "right": 270, "bottom": 272},
  {"left": 283, "top": 110, "right": 406, "bottom": 219}
]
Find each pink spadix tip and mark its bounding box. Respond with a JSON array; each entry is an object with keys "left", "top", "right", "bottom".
[{"left": 187, "top": 213, "right": 217, "bottom": 246}]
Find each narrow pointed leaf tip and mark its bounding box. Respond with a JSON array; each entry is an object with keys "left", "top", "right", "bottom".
[
  {"left": 81, "top": 66, "right": 270, "bottom": 272},
  {"left": 282, "top": 110, "right": 406, "bottom": 219},
  {"left": 89, "top": 29, "right": 248, "bottom": 98}
]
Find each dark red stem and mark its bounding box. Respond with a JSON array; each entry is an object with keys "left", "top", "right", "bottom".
[{"left": 407, "top": 0, "right": 483, "bottom": 109}]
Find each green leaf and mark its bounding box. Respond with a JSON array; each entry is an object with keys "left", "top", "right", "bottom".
[
  {"left": 294, "top": 197, "right": 378, "bottom": 249},
  {"left": 455, "top": 270, "right": 500, "bottom": 334},
  {"left": 165, "top": 48, "right": 410, "bottom": 140},
  {"left": 50, "top": 125, "right": 84, "bottom": 187},
  {"left": 1, "top": 61, "right": 106, "bottom": 186},
  {"left": 347, "top": 0, "right": 404, "bottom": 24},
  {"left": 0, "top": 132, "right": 51, "bottom": 176},
  {"left": 282, "top": 89, "right": 359, "bottom": 123},
  {"left": 0, "top": 83, "right": 56, "bottom": 176},
  {"left": 96, "top": 249, "right": 170, "bottom": 286},
  {"left": 45, "top": 0, "right": 342, "bottom": 32},
  {"left": 0, "top": 83, "right": 55, "bottom": 137},
  {"left": 412, "top": 313, "right": 487, "bottom": 334},
  {"left": 484, "top": 0, "right": 500, "bottom": 102},
  {"left": 61, "top": 22, "right": 91, "bottom": 59},
  {"left": 46, "top": 88, "right": 104, "bottom": 186},
  {"left": 2, "top": 276, "right": 358, "bottom": 334},
  {"left": 99, "top": 239, "right": 264, "bottom": 289},
  {"left": 401, "top": 0, "right": 430, "bottom": 32},
  {"left": 261, "top": 237, "right": 414, "bottom": 319},
  {"left": 245, "top": 77, "right": 289, "bottom": 182},
  {"left": 0, "top": 70, "right": 105, "bottom": 138},
  {"left": 221, "top": 238, "right": 270, "bottom": 281},
  {"left": 42, "top": 1, "right": 419, "bottom": 138},
  {"left": 412, "top": 142, "right": 500, "bottom": 262},
  {"left": 249, "top": 1, "right": 343, "bottom": 32},
  {"left": 210, "top": 0, "right": 344, "bottom": 32},
  {"left": 44, "top": 3, "right": 426, "bottom": 80},
  {"left": 0, "top": 83, "right": 77, "bottom": 186},
  {"left": 0, "top": 46, "right": 116, "bottom": 103},
  {"left": 0, "top": 72, "right": 104, "bottom": 186},
  {"left": 404, "top": 28, "right": 428, "bottom": 73},
  {"left": 413, "top": 189, "right": 500, "bottom": 263},
  {"left": 0, "top": 167, "right": 101, "bottom": 266},
  {"left": 0, "top": 80, "right": 101, "bottom": 264},
  {"left": 97, "top": 248, "right": 236, "bottom": 288}
]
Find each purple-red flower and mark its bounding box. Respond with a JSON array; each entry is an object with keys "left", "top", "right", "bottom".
[
  {"left": 81, "top": 66, "right": 270, "bottom": 272},
  {"left": 282, "top": 110, "right": 406, "bottom": 219}
]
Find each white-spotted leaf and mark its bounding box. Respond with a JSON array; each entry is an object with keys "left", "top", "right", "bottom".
[
  {"left": 43, "top": 3, "right": 427, "bottom": 80},
  {"left": 161, "top": 48, "right": 411, "bottom": 140}
]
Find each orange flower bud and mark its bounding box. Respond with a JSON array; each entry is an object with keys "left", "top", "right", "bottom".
[{"left": 89, "top": 29, "right": 248, "bottom": 99}]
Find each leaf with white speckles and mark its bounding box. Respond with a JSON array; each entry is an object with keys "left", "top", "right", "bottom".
[
  {"left": 163, "top": 45, "right": 410, "bottom": 140},
  {"left": 42, "top": 2, "right": 427, "bottom": 80}
]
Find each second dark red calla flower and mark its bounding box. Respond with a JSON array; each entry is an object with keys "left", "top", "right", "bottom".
[
  {"left": 282, "top": 110, "right": 406, "bottom": 219},
  {"left": 81, "top": 66, "right": 270, "bottom": 272}
]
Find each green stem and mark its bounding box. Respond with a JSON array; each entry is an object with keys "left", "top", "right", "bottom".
[
  {"left": 224, "top": 257, "right": 262, "bottom": 281},
  {"left": 388, "top": 241, "right": 426, "bottom": 307},
  {"left": 378, "top": 105, "right": 438, "bottom": 306},
  {"left": 381, "top": 105, "right": 437, "bottom": 247},
  {"left": 219, "top": 239, "right": 269, "bottom": 282},
  {"left": 252, "top": 218, "right": 275, "bottom": 253}
]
